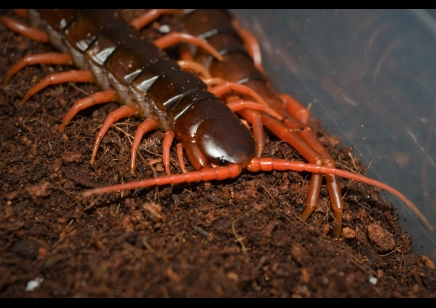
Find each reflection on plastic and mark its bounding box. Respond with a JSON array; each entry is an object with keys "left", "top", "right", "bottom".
[{"left": 231, "top": 9, "right": 436, "bottom": 262}]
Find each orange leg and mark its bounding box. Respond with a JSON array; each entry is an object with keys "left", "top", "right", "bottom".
[
  {"left": 297, "top": 125, "right": 344, "bottom": 230},
  {"left": 254, "top": 113, "right": 326, "bottom": 224},
  {"left": 226, "top": 99, "right": 282, "bottom": 120},
  {"left": 231, "top": 18, "right": 265, "bottom": 75},
  {"left": 261, "top": 113, "right": 343, "bottom": 234},
  {"left": 180, "top": 46, "right": 194, "bottom": 62},
  {"left": 176, "top": 143, "right": 188, "bottom": 173},
  {"left": 238, "top": 109, "right": 265, "bottom": 158},
  {"left": 162, "top": 131, "right": 175, "bottom": 176},
  {"left": 81, "top": 158, "right": 433, "bottom": 234},
  {"left": 129, "top": 9, "right": 180, "bottom": 31},
  {"left": 130, "top": 118, "right": 158, "bottom": 175},
  {"left": 154, "top": 32, "right": 223, "bottom": 61},
  {"left": 177, "top": 60, "right": 212, "bottom": 79},
  {"left": 203, "top": 77, "right": 228, "bottom": 88},
  {"left": 210, "top": 81, "right": 267, "bottom": 106},
  {"left": 183, "top": 142, "right": 212, "bottom": 171},
  {"left": 60, "top": 89, "right": 118, "bottom": 132},
  {"left": 21, "top": 70, "right": 95, "bottom": 104},
  {"left": 277, "top": 103, "right": 344, "bottom": 231},
  {"left": 3, "top": 52, "right": 74, "bottom": 85},
  {"left": 0, "top": 15, "right": 49, "bottom": 43},
  {"left": 279, "top": 94, "right": 310, "bottom": 125},
  {"left": 90, "top": 105, "right": 139, "bottom": 165},
  {"left": 249, "top": 159, "right": 433, "bottom": 232},
  {"left": 83, "top": 164, "right": 242, "bottom": 197},
  {"left": 3, "top": 53, "right": 73, "bottom": 85}
]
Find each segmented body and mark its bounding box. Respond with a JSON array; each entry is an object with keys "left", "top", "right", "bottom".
[
  {"left": 182, "top": 10, "right": 283, "bottom": 110},
  {"left": 30, "top": 9, "right": 197, "bottom": 127},
  {"left": 5, "top": 9, "right": 256, "bottom": 169}
]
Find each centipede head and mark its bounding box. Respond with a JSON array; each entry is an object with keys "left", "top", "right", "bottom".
[
  {"left": 175, "top": 99, "right": 255, "bottom": 170},
  {"left": 196, "top": 113, "right": 255, "bottom": 168}
]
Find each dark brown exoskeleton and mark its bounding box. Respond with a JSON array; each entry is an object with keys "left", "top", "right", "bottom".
[{"left": 1, "top": 9, "right": 432, "bottom": 234}]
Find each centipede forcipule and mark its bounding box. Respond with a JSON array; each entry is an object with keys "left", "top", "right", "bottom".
[{"left": 2, "top": 9, "right": 436, "bottom": 297}]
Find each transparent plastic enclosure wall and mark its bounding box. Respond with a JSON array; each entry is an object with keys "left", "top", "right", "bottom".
[{"left": 231, "top": 9, "right": 436, "bottom": 262}]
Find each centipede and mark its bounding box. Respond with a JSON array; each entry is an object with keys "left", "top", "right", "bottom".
[{"left": 0, "top": 9, "right": 432, "bottom": 236}]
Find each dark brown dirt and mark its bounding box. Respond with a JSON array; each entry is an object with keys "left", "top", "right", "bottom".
[{"left": 1, "top": 10, "right": 436, "bottom": 298}]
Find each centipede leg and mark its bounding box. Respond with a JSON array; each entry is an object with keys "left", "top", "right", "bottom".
[
  {"left": 257, "top": 114, "right": 326, "bottom": 223},
  {"left": 294, "top": 123, "right": 344, "bottom": 232},
  {"left": 21, "top": 70, "right": 95, "bottom": 104},
  {"left": 128, "top": 10, "right": 220, "bottom": 63},
  {"left": 231, "top": 18, "right": 265, "bottom": 75},
  {"left": 129, "top": 9, "right": 180, "bottom": 31},
  {"left": 262, "top": 113, "right": 344, "bottom": 234},
  {"left": 203, "top": 78, "right": 228, "bottom": 89},
  {"left": 162, "top": 131, "right": 176, "bottom": 176},
  {"left": 130, "top": 118, "right": 158, "bottom": 175},
  {"left": 226, "top": 99, "right": 282, "bottom": 120},
  {"left": 210, "top": 81, "right": 267, "bottom": 106},
  {"left": 154, "top": 32, "right": 223, "bottom": 61},
  {"left": 3, "top": 53, "right": 73, "bottom": 85},
  {"left": 183, "top": 143, "right": 213, "bottom": 171},
  {"left": 282, "top": 113, "right": 344, "bottom": 207},
  {"left": 176, "top": 143, "right": 188, "bottom": 173},
  {"left": 90, "top": 105, "right": 139, "bottom": 165},
  {"left": 238, "top": 109, "right": 265, "bottom": 158},
  {"left": 177, "top": 60, "right": 212, "bottom": 79},
  {"left": 81, "top": 156, "right": 433, "bottom": 232},
  {"left": 279, "top": 94, "right": 344, "bottom": 226},
  {"left": 180, "top": 46, "right": 194, "bottom": 62},
  {"left": 0, "top": 15, "right": 49, "bottom": 43},
  {"left": 83, "top": 164, "right": 243, "bottom": 197},
  {"left": 60, "top": 88, "right": 118, "bottom": 132},
  {"left": 246, "top": 158, "right": 433, "bottom": 232},
  {"left": 280, "top": 94, "right": 311, "bottom": 125}
]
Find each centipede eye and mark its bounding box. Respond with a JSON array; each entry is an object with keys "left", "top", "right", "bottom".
[{"left": 217, "top": 157, "right": 229, "bottom": 165}]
